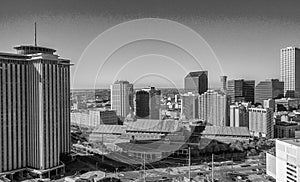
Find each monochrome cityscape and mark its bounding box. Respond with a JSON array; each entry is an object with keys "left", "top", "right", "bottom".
[{"left": 1, "top": 0, "right": 300, "bottom": 182}]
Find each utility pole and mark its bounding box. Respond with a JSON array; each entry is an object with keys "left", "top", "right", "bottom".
[
  {"left": 188, "top": 147, "right": 191, "bottom": 182},
  {"left": 102, "top": 133, "right": 104, "bottom": 162},
  {"left": 143, "top": 152, "right": 146, "bottom": 182},
  {"left": 34, "top": 22, "right": 37, "bottom": 46},
  {"left": 212, "top": 154, "right": 214, "bottom": 182}
]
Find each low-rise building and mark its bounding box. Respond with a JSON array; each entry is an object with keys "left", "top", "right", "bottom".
[
  {"left": 267, "top": 139, "right": 300, "bottom": 181},
  {"left": 274, "top": 122, "right": 300, "bottom": 138},
  {"left": 275, "top": 98, "right": 300, "bottom": 112},
  {"left": 71, "top": 109, "right": 118, "bottom": 127}
]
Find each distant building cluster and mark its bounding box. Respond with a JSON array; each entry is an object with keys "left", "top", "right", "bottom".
[{"left": 71, "top": 109, "right": 118, "bottom": 127}]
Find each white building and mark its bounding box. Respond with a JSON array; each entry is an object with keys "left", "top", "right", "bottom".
[
  {"left": 180, "top": 92, "right": 199, "bottom": 120},
  {"left": 248, "top": 107, "right": 274, "bottom": 138},
  {"left": 230, "top": 104, "right": 249, "bottom": 127},
  {"left": 267, "top": 139, "right": 300, "bottom": 181},
  {"left": 199, "top": 90, "right": 230, "bottom": 126},
  {"left": 280, "top": 47, "right": 300, "bottom": 97}
]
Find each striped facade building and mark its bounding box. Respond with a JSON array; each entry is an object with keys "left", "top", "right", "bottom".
[
  {"left": 280, "top": 47, "right": 300, "bottom": 98},
  {"left": 198, "top": 90, "right": 230, "bottom": 126},
  {"left": 0, "top": 45, "right": 71, "bottom": 177}
]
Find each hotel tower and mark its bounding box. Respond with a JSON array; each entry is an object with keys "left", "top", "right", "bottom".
[
  {"left": 280, "top": 47, "right": 300, "bottom": 98},
  {"left": 0, "top": 43, "right": 71, "bottom": 178}
]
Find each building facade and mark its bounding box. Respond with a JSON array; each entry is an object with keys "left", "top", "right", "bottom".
[
  {"left": 274, "top": 122, "right": 300, "bottom": 138},
  {"left": 110, "top": 80, "right": 134, "bottom": 119},
  {"left": 280, "top": 47, "right": 300, "bottom": 97},
  {"left": 220, "top": 75, "right": 227, "bottom": 92},
  {"left": 184, "top": 71, "right": 208, "bottom": 95},
  {"left": 0, "top": 45, "right": 71, "bottom": 175},
  {"left": 89, "top": 109, "right": 118, "bottom": 126},
  {"left": 255, "top": 79, "right": 284, "bottom": 104},
  {"left": 199, "top": 90, "right": 230, "bottom": 126},
  {"left": 230, "top": 104, "right": 249, "bottom": 127},
  {"left": 227, "top": 79, "right": 255, "bottom": 103},
  {"left": 248, "top": 107, "right": 273, "bottom": 138},
  {"left": 135, "top": 87, "right": 161, "bottom": 119},
  {"left": 181, "top": 92, "right": 199, "bottom": 120},
  {"left": 267, "top": 139, "right": 300, "bottom": 181}
]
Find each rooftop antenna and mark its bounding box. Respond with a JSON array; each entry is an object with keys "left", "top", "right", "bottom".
[{"left": 34, "top": 22, "right": 37, "bottom": 46}]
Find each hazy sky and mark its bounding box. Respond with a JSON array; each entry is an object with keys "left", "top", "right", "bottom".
[{"left": 1, "top": 0, "right": 300, "bottom": 89}]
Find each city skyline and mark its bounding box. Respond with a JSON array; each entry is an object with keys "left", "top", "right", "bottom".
[{"left": 1, "top": 0, "right": 300, "bottom": 89}]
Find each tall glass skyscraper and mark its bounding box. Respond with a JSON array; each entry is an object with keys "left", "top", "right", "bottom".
[
  {"left": 0, "top": 45, "right": 71, "bottom": 177},
  {"left": 255, "top": 79, "right": 284, "bottom": 104},
  {"left": 280, "top": 47, "right": 300, "bottom": 98},
  {"left": 110, "top": 80, "right": 134, "bottom": 119},
  {"left": 227, "top": 79, "right": 255, "bottom": 103},
  {"left": 184, "top": 71, "right": 208, "bottom": 95},
  {"left": 135, "top": 87, "right": 161, "bottom": 119}
]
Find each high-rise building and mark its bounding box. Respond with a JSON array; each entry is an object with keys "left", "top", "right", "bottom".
[
  {"left": 184, "top": 71, "right": 208, "bottom": 95},
  {"left": 280, "top": 47, "right": 300, "bottom": 97},
  {"left": 0, "top": 45, "right": 71, "bottom": 176},
  {"left": 135, "top": 87, "right": 161, "bottom": 119},
  {"left": 230, "top": 104, "right": 249, "bottom": 127},
  {"left": 181, "top": 92, "right": 199, "bottom": 120},
  {"left": 255, "top": 79, "right": 284, "bottom": 104},
  {"left": 110, "top": 80, "right": 134, "bottom": 119},
  {"left": 220, "top": 75, "right": 227, "bottom": 92},
  {"left": 199, "top": 90, "right": 230, "bottom": 126},
  {"left": 248, "top": 107, "right": 273, "bottom": 138},
  {"left": 227, "top": 79, "right": 255, "bottom": 103}
]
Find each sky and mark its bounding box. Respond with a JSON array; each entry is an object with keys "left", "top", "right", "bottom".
[{"left": 1, "top": 0, "right": 300, "bottom": 89}]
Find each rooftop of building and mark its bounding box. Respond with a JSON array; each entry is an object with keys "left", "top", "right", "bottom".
[
  {"left": 202, "top": 126, "right": 251, "bottom": 137},
  {"left": 181, "top": 92, "right": 199, "bottom": 96},
  {"left": 91, "top": 119, "right": 180, "bottom": 134},
  {"left": 202, "top": 89, "right": 226, "bottom": 96},
  {"left": 275, "top": 121, "right": 298, "bottom": 126},
  {"left": 185, "top": 70, "right": 208, "bottom": 77},
  {"left": 92, "top": 125, "right": 126, "bottom": 134},
  {"left": 113, "top": 80, "right": 130, "bottom": 84},
  {"left": 126, "top": 119, "right": 180, "bottom": 133},
  {"left": 280, "top": 46, "right": 300, "bottom": 51},
  {"left": 275, "top": 98, "right": 300, "bottom": 101},
  {"left": 278, "top": 138, "right": 300, "bottom": 147},
  {"left": 14, "top": 45, "right": 56, "bottom": 55},
  {"left": 0, "top": 52, "right": 31, "bottom": 60}
]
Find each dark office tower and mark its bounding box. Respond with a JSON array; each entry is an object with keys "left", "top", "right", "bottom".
[
  {"left": 0, "top": 45, "right": 71, "bottom": 176},
  {"left": 220, "top": 75, "right": 227, "bottom": 92},
  {"left": 243, "top": 80, "right": 255, "bottom": 103},
  {"left": 135, "top": 87, "right": 161, "bottom": 119},
  {"left": 227, "top": 79, "right": 255, "bottom": 103},
  {"left": 184, "top": 71, "right": 208, "bottom": 95},
  {"left": 255, "top": 79, "right": 284, "bottom": 104},
  {"left": 280, "top": 47, "right": 300, "bottom": 98}
]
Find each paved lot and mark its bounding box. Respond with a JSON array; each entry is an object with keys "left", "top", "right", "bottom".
[{"left": 111, "top": 159, "right": 273, "bottom": 182}]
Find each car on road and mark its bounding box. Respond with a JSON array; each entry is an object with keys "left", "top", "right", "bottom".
[{"left": 240, "top": 164, "right": 251, "bottom": 167}]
